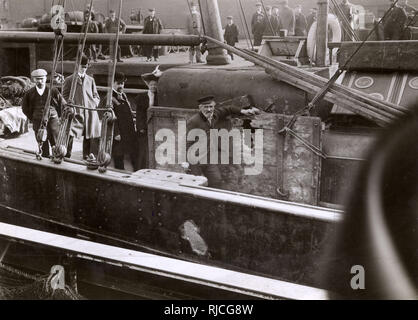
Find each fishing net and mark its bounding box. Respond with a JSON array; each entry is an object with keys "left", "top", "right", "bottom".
[{"left": 0, "top": 262, "right": 84, "bottom": 300}]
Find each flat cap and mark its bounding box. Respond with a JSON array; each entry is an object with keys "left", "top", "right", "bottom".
[
  {"left": 227, "top": 15, "right": 233, "bottom": 19},
  {"left": 31, "top": 69, "right": 47, "bottom": 77},
  {"left": 255, "top": 2, "right": 262, "bottom": 7},
  {"left": 197, "top": 95, "right": 215, "bottom": 104},
  {"left": 149, "top": 8, "right": 155, "bottom": 12}
]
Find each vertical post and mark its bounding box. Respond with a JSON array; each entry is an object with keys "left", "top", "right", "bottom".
[
  {"left": 199, "top": 0, "right": 231, "bottom": 65},
  {"left": 316, "top": 0, "right": 329, "bottom": 67}
]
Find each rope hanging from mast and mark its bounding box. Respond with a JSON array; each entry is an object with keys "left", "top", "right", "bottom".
[
  {"left": 236, "top": 0, "right": 253, "bottom": 50},
  {"left": 95, "top": 0, "right": 124, "bottom": 173},
  {"left": 52, "top": 0, "right": 95, "bottom": 164},
  {"left": 279, "top": 0, "right": 402, "bottom": 133},
  {"left": 35, "top": 0, "right": 67, "bottom": 160}
]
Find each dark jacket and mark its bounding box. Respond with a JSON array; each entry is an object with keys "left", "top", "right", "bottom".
[
  {"left": 295, "top": 12, "right": 307, "bottom": 36},
  {"left": 82, "top": 20, "right": 99, "bottom": 33},
  {"left": 186, "top": 104, "right": 242, "bottom": 163},
  {"left": 104, "top": 17, "right": 126, "bottom": 33},
  {"left": 143, "top": 16, "right": 163, "bottom": 34},
  {"left": 224, "top": 23, "right": 239, "bottom": 45},
  {"left": 251, "top": 12, "right": 265, "bottom": 35},
  {"left": 263, "top": 15, "right": 280, "bottom": 36},
  {"left": 22, "top": 86, "right": 64, "bottom": 124},
  {"left": 106, "top": 90, "right": 137, "bottom": 155}
]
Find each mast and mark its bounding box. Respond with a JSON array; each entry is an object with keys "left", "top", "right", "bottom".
[
  {"left": 199, "top": 0, "right": 231, "bottom": 65},
  {"left": 316, "top": 0, "right": 329, "bottom": 67}
]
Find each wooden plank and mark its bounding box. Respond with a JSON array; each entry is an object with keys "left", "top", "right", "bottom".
[{"left": 0, "top": 221, "right": 329, "bottom": 300}]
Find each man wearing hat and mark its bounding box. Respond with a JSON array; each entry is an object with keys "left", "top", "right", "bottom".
[
  {"left": 294, "top": 5, "right": 307, "bottom": 36},
  {"left": 251, "top": 3, "right": 266, "bottom": 46},
  {"left": 185, "top": 96, "right": 260, "bottom": 188},
  {"left": 22, "top": 69, "right": 66, "bottom": 157},
  {"left": 278, "top": 0, "right": 296, "bottom": 36},
  {"left": 135, "top": 66, "right": 163, "bottom": 169},
  {"left": 100, "top": 72, "right": 138, "bottom": 171},
  {"left": 104, "top": 9, "right": 127, "bottom": 62},
  {"left": 143, "top": 8, "right": 164, "bottom": 62},
  {"left": 82, "top": 10, "right": 99, "bottom": 62},
  {"left": 263, "top": 5, "right": 278, "bottom": 36},
  {"left": 224, "top": 16, "right": 239, "bottom": 60},
  {"left": 62, "top": 55, "right": 101, "bottom": 159}
]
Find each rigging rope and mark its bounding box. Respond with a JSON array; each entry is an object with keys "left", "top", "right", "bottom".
[
  {"left": 279, "top": 0, "right": 401, "bottom": 134},
  {"left": 260, "top": 0, "right": 277, "bottom": 36},
  {"left": 237, "top": 0, "right": 254, "bottom": 50},
  {"left": 52, "top": 0, "right": 95, "bottom": 164}
]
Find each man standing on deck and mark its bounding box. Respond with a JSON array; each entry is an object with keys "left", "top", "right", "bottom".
[
  {"left": 263, "top": 6, "right": 277, "bottom": 37},
  {"left": 143, "top": 8, "right": 164, "bottom": 62},
  {"left": 272, "top": 6, "right": 281, "bottom": 35},
  {"left": 62, "top": 55, "right": 101, "bottom": 159},
  {"left": 187, "top": 2, "right": 204, "bottom": 64},
  {"left": 184, "top": 96, "right": 259, "bottom": 188},
  {"left": 339, "top": 0, "right": 354, "bottom": 41},
  {"left": 102, "top": 72, "right": 138, "bottom": 171},
  {"left": 278, "top": 0, "right": 295, "bottom": 36},
  {"left": 104, "top": 9, "right": 126, "bottom": 62},
  {"left": 384, "top": 0, "right": 408, "bottom": 40},
  {"left": 251, "top": 2, "right": 265, "bottom": 46},
  {"left": 224, "top": 16, "right": 239, "bottom": 60},
  {"left": 82, "top": 10, "right": 99, "bottom": 62},
  {"left": 294, "top": 5, "right": 307, "bottom": 36},
  {"left": 22, "top": 69, "right": 66, "bottom": 158}
]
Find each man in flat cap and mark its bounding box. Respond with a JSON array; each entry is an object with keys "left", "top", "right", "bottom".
[
  {"left": 251, "top": 3, "right": 266, "bottom": 46},
  {"left": 135, "top": 66, "right": 163, "bottom": 169},
  {"left": 143, "top": 8, "right": 164, "bottom": 62},
  {"left": 63, "top": 55, "right": 101, "bottom": 159},
  {"left": 224, "top": 16, "right": 239, "bottom": 60},
  {"left": 82, "top": 10, "right": 99, "bottom": 62},
  {"left": 185, "top": 96, "right": 259, "bottom": 188},
  {"left": 104, "top": 9, "right": 127, "bottom": 62},
  {"left": 22, "top": 69, "right": 66, "bottom": 157},
  {"left": 101, "top": 72, "right": 138, "bottom": 171}
]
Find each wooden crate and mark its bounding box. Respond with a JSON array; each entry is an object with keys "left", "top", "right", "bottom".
[{"left": 148, "top": 102, "right": 322, "bottom": 205}]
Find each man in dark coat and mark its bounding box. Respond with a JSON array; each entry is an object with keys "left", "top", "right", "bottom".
[
  {"left": 278, "top": 0, "right": 296, "bottom": 36},
  {"left": 263, "top": 6, "right": 277, "bottom": 36},
  {"left": 185, "top": 96, "right": 260, "bottom": 188},
  {"left": 384, "top": 0, "right": 408, "bottom": 40},
  {"left": 224, "top": 16, "right": 239, "bottom": 60},
  {"left": 82, "top": 10, "right": 99, "bottom": 62},
  {"left": 251, "top": 3, "right": 265, "bottom": 46},
  {"left": 294, "top": 5, "right": 308, "bottom": 36},
  {"left": 135, "top": 67, "right": 162, "bottom": 169},
  {"left": 104, "top": 9, "right": 127, "bottom": 62},
  {"left": 105, "top": 72, "right": 138, "bottom": 171},
  {"left": 22, "top": 69, "right": 66, "bottom": 157},
  {"left": 142, "top": 8, "right": 163, "bottom": 62}
]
